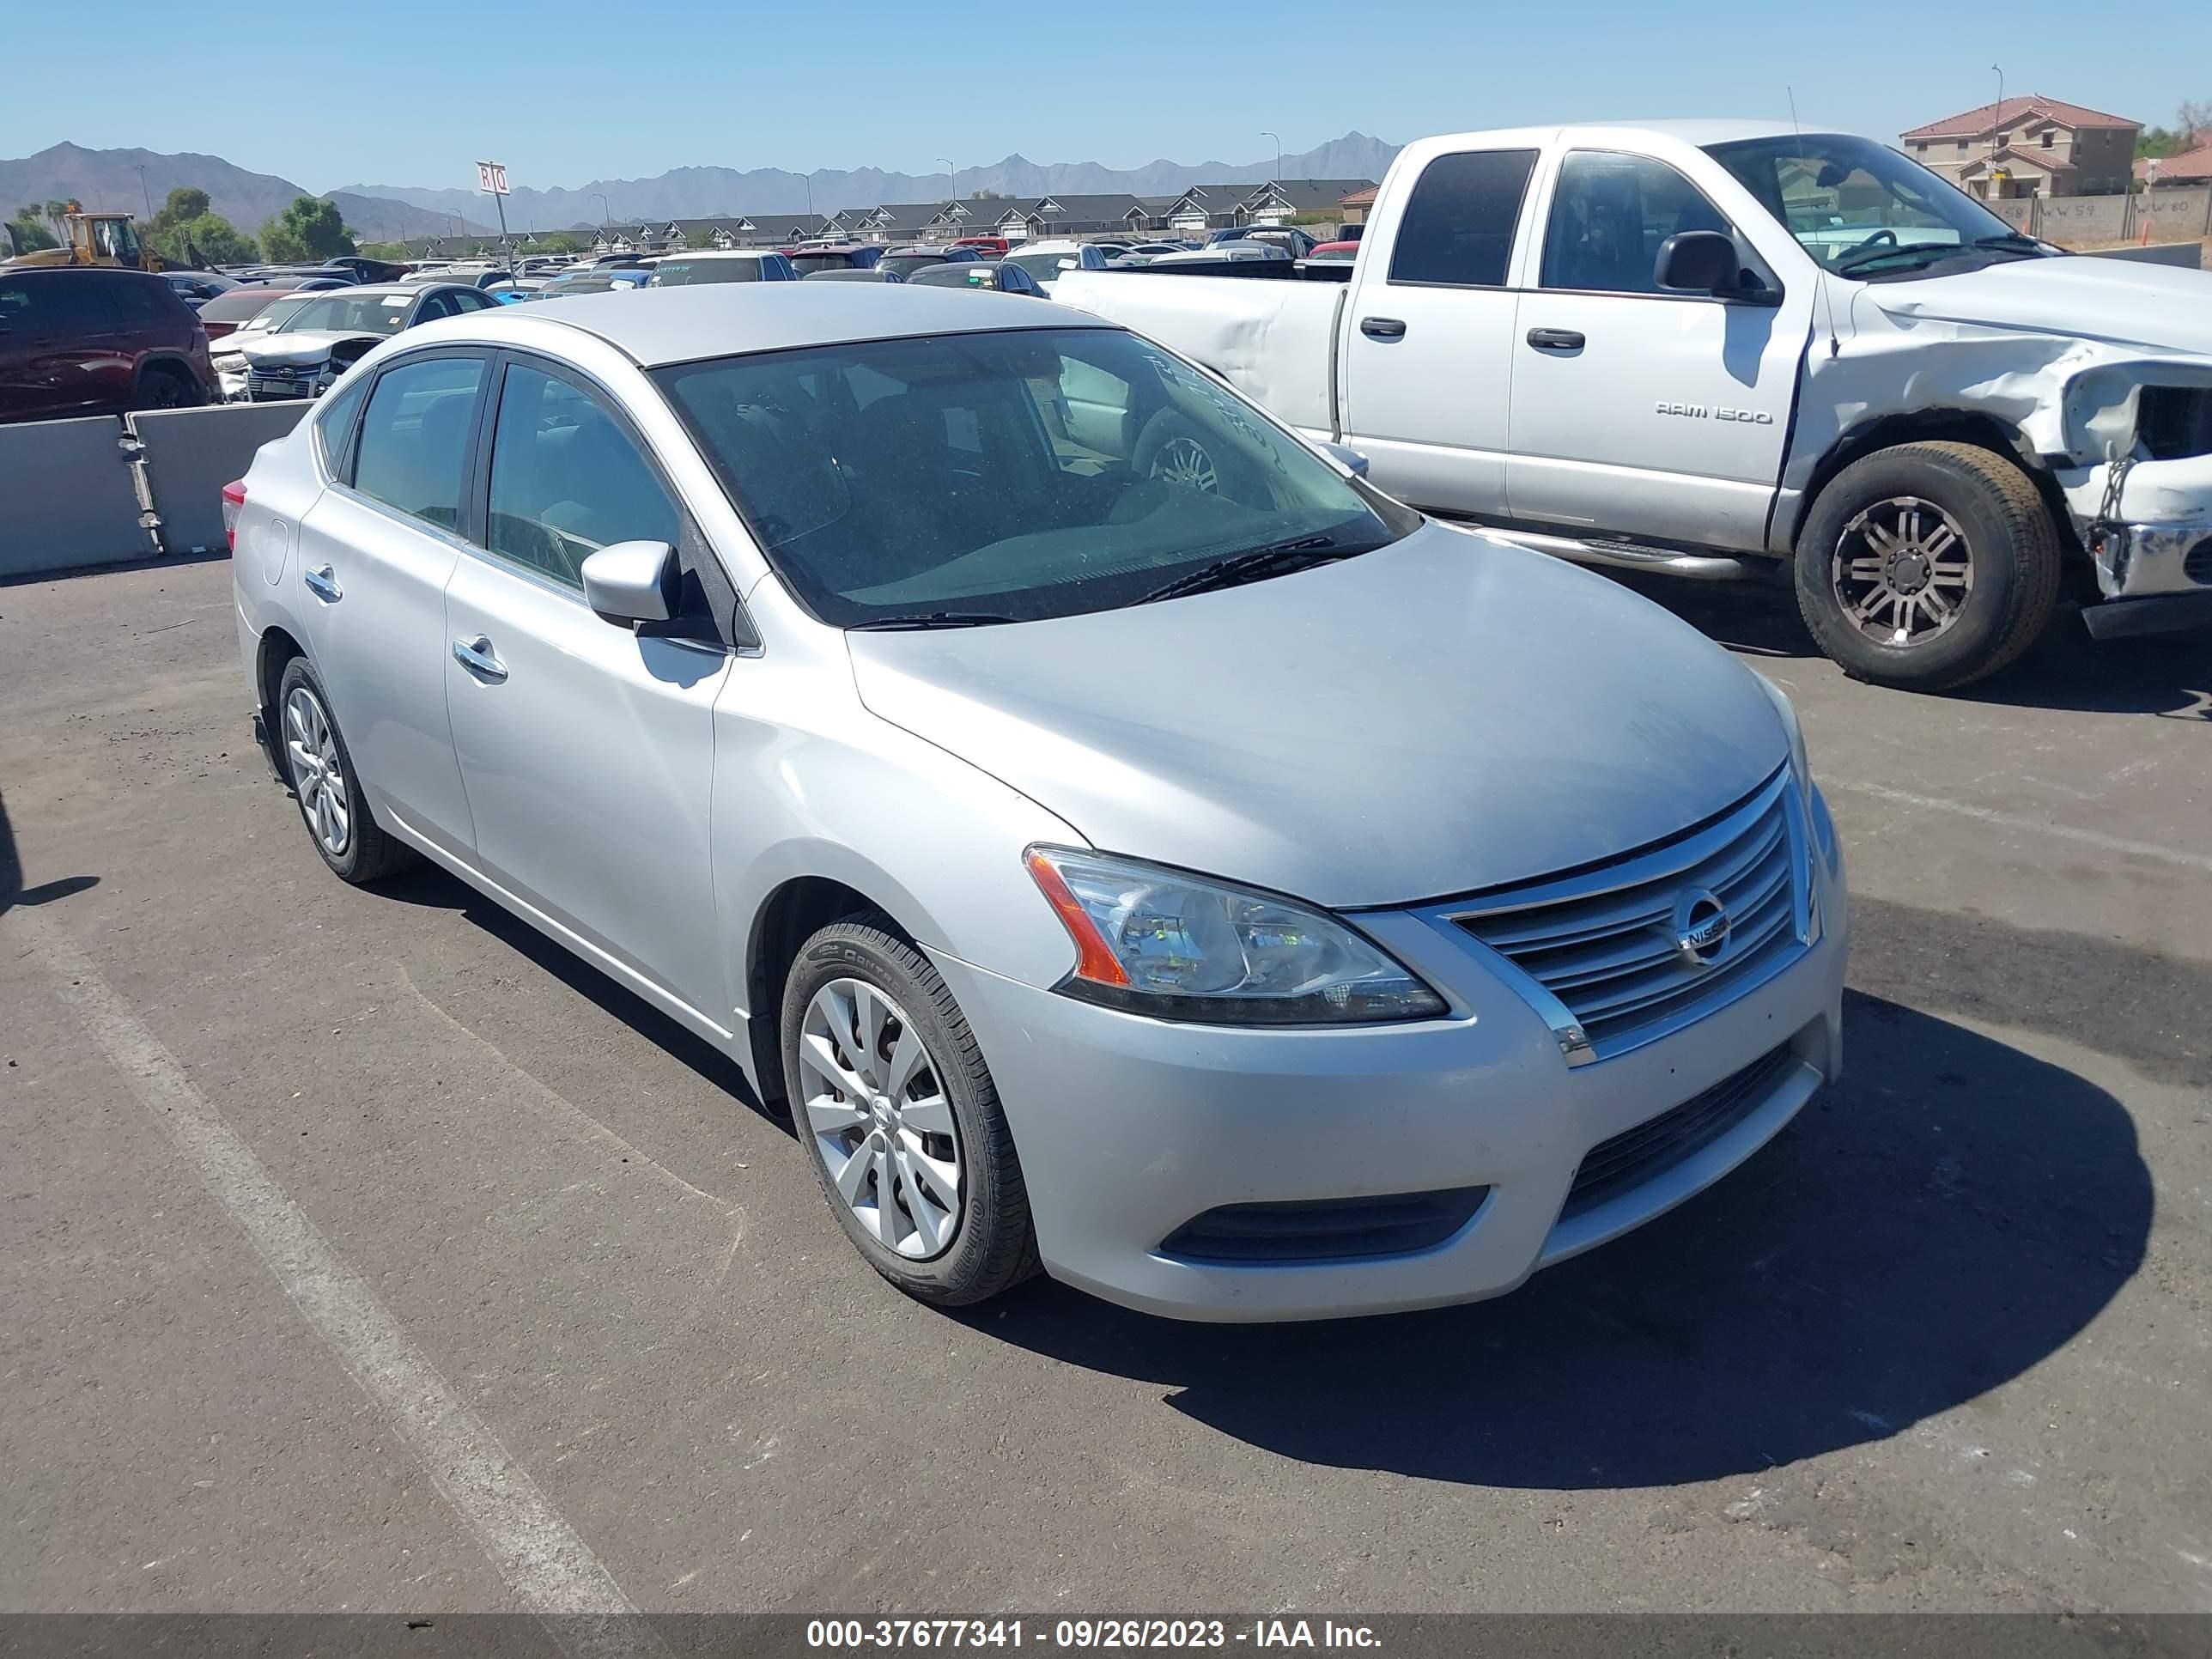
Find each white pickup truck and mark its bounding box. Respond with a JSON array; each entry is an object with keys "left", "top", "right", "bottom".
[{"left": 1054, "top": 120, "right": 2212, "bottom": 689}]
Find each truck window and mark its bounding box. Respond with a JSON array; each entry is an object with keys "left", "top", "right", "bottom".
[
  {"left": 1386, "top": 149, "right": 1538, "bottom": 288},
  {"left": 1540, "top": 152, "right": 1732, "bottom": 295}
]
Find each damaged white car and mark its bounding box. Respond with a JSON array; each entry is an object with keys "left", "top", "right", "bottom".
[
  {"left": 225, "top": 283, "right": 499, "bottom": 403},
  {"left": 1055, "top": 123, "right": 2212, "bottom": 689}
]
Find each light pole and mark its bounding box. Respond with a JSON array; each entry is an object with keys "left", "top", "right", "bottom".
[
  {"left": 1262, "top": 131, "right": 1281, "bottom": 180},
  {"left": 134, "top": 164, "right": 153, "bottom": 218},
  {"left": 803, "top": 173, "right": 813, "bottom": 224},
  {"left": 593, "top": 192, "right": 610, "bottom": 227},
  {"left": 939, "top": 156, "right": 956, "bottom": 200}
]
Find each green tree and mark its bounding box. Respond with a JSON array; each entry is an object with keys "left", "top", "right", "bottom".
[
  {"left": 142, "top": 187, "right": 258, "bottom": 265},
  {"left": 9, "top": 208, "right": 60, "bottom": 252},
  {"left": 258, "top": 196, "right": 358, "bottom": 262},
  {"left": 147, "top": 185, "right": 212, "bottom": 235}
]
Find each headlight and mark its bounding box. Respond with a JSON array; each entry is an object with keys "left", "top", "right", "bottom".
[
  {"left": 1756, "top": 673, "right": 1809, "bottom": 789},
  {"left": 1023, "top": 846, "right": 1446, "bottom": 1025}
]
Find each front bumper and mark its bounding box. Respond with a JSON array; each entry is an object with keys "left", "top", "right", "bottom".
[
  {"left": 934, "top": 786, "right": 1850, "bottom": 1322},
  {"left": 2063, "top": 453, "right": 2212, "bottom": 606}
]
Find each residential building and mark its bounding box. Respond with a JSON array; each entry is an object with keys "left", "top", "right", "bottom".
[
  {"left": 2135, "top": 144, "right": 2212, "bottom": 186},
  {"left": 1339, "top": 185, "right": 1378, "bottom": 226},
  {"left": 1899, "top": 95, "right": 2142, "bottom": 198}
]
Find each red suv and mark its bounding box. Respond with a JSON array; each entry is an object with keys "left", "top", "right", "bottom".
[{"left": 0, "top": 267, "right": 216, "bottom": 424}]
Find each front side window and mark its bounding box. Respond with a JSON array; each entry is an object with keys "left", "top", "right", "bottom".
[
  {"left": 1705, "top": 133, "right": 2038, "bottom": 280},
  {"left": 1540, "top": 152, "right": 1732, "bottom": 295},
  {"left": 1388, "top": 149, "right": 1538, "bottom": 287},
  {"left": 351, "top": 356, "right": 486, "bottom": 530},
  {"left": 486, "top": 363, "right": 680, "bottom": 587},
  {"left": 653, "top": 325, "right": 1413, "bottom": 627}
]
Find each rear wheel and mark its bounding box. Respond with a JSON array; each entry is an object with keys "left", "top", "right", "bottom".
[
  {"left": 1794, "top": 441, "right": 2061, "bottom": 691},
  {"left": 135, "top": 364, "right": 201, "bottom": 410},
  {"left": 274, "top": 657, "right": 416, "bottom": 884},
  {"left": 781, "top": 916, "right": 1039, "bottom": 1307}
]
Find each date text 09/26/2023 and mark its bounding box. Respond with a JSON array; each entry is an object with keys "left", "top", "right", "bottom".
[{"left": 806, "top": 1620, "right": 1382, "bottom": 1650}]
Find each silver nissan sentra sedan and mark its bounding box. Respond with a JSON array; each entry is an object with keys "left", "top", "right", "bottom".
[{"left": 228, "top": 283, "right": 1848, "bottom": 1322}]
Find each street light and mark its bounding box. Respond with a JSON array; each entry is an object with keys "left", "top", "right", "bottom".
[
  {"left": 594, "top": 192, "right": 611, "bottom": 226},
  {"left": 134, "top": 164, "right": 152, "bottom": 218},
  {"left": 1262, "top": 131, "right": 1281, "bottom": 180},
  {"left": 939, "top": 156, "right": 956, "bottom": 202}
]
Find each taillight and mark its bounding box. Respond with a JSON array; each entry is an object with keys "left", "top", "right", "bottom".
[{"left": 221, "top": 480, "right": 247, "bottom": 552}]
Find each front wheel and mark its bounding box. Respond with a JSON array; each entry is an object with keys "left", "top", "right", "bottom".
[
  {"left": 781, "top": 916, "right": 1039, "bottom": 1307},
  {"left": 1793, "top": 441, "right": 2061, "bottom": 691}
]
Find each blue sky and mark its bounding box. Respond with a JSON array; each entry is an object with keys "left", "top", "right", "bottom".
[{"left": 7, "top": 0, "right": 2203, "bottom": 189}]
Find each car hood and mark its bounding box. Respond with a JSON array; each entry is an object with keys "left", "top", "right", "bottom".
[
  {"left": 1871, "top": 255, "right": 2212, "bottom": 356},
  {"left": 240, "top": 331, "right": 374, "bottom": 367},
  {"left": 844, "top": 524, "right": 1788, "bottom": 909}
]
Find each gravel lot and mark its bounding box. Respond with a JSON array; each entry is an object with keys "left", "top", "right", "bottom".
[{"left": 3, "top": 555, "right": 2207, "bottom": 1620}]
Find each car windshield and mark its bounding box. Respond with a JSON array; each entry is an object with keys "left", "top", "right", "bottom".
[
  {"left": 275, "top": 293, "right": 415, "bottom": 334},
  {"left": 878, "top": 253, "right": 953, "bottom": 276},
  {"left": 653, "top": 325, "right": 1413, "bottom": 626},
  {"left": 1002, "top": 250, "right": 1073, "bottom": 283},
  {"left": 653, "top": 259, "right": 764, "bottom": 285},
  {"left": 1705, "top": 133, "right": 2045, "bottom": 278}
]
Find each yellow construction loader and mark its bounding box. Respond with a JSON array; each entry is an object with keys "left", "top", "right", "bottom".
[{"left": 1, "top": 208, "right": 164, "bottom": 272}]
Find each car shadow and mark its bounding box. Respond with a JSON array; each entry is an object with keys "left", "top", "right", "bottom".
[
  {"left": 370, "top": 862, "right": 780, "bottom": 1127},
  {"left": 1604, "top": 569, "right": 2212, "bottom": 718},
  {"left": 958, "top": 981, "right": 2152, "bottom": 1491},
  {"left": 0, "top": 791, "right": 100, "bottom": 917}
]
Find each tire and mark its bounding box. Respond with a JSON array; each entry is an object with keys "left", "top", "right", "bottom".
[
  {"left": 781, "top": 915, "right": 1040, "bottom": 1308},
  {"left": 273, "top": 656, "right": 417, "bottom": 884},
  {"left": 1794, "top": 441, "right": 2062, "bottom": 691},
  {"left": 134, "top": 365, "right": 201, "bottom": 411},
  {"left": 1132, "top": 406, "right": 1262, "bottom": 505}
]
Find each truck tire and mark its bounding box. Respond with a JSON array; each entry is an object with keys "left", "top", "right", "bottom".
[
  {"left": 1794, "top": 441, "right": 2060, "bottom": 691},
  {"left": 134, "top": 362, "right": 204, "bottom": 411},
  {"left": 1133, "top": 408, "right": 1263, "bottom": 506}
]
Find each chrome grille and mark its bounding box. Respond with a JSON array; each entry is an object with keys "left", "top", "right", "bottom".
[
  {"left": 1441, "top": 768, "right": 1813, "bottom": 1063},
  {"left": 248, "top": 367, "right": 320, "bottom": 399}
]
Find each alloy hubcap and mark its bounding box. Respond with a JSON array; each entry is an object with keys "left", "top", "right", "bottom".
[
  {"left": 1832, "top": 495, "right": 1973, "bottom": 647},
  {"left": 797, "top": 979, "right": 963, "bottom": 1260},
  {"left": 283, "top": 685, "right": 351, "bottom": 857},
  {"left": 1152, "top": 436, "right": 1219, "bottom": 493}
]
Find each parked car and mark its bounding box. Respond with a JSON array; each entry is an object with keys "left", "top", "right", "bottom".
[
  {"left": 905, "top": 260, "right": 1047, "bottom": 297},
  {"left": 952, "top": 236, "right": 1011, "bottom": 257},
  {"left": 485, "top": 279, "right": 547, "bottom": 304},
  {"left": 802, "top": 267, "right": 906, "bottom": 283},
  {"left": 0, "top": 266, "right": 215, "bottom": 421},
  {"left": 320, "top": 256, "right": 411, "bottom": 283},
  {"left": 789, "top": 244, "right": 883, "bottom": 276},
  {"left": 228, "top": 283, "right": 1846, "bottom": 1321},
  {"left": 225, "top": 283, "right": 496, "bottom": 401},
  {"left": 874, "top": 246, "right": 982, "bottom": 280},
  {"left": 1206, "top": 224, "right": 1318, "bottom": 258},
  {"left": 649, "top": 251, "right": 799, "bottom": 285},
  {"left": 1305, "top": 240, "right": 1359, "bottom": 262},
  {"left": 1058, "top": 120, "right": 2212, "bottom": 686},
  {"left": 535, "top": 268, "right": 653, "bottom": 300},
  {"left": 1109, "top": 242, "right": 1193, "bottom": 265},
  {"left": 166, "top": 270, "right": 241, "bottom": 307},
  {"left": 242, "top": 264, "right": 361, "bottom": 286},
  {"left": 1001, "top": 240, "right": 1110, "bottom": 287},
  {"left": 194, "top": 283, "right": 311, "bottom": 341}
]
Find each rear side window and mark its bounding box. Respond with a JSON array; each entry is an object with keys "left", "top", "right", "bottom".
[
  {"left": 1388, "top": 149, "right": 1538, "bottom": 287},
  {"left": 315, "top": 373, "right": 372, "bottom": 477},
  {"left": 105, "top": 276, "right": 178, "bottom": 325},
  {"left": 351, "top": 356, "right": 486, "bottom": 531}
]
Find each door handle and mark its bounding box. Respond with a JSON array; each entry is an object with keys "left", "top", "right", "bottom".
[
  {"left": 1359, "top": 316, "right": 1407, "bottom": 341},
  {"left": 1526, "top": 328, "right": 1586, "bottom": 350},
  {"left": 303, "top": 564, "right": 341, "bottom": 603},
  {"left": 451, "top": 635, "right": 508, "bottom": 683}
]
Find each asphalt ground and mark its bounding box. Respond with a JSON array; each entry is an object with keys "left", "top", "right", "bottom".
[{"left": 2, "top": 555, "right": 2207, "bottom": 1626}]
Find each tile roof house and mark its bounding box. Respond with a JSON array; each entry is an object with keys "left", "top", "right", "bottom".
[
  {"left": 2135, "top": 143, "right": 2212, "bottom": 185},
  {"left": 1900, "top": 95, "right": 2142, "bottom": 198},
  {"left": 1160, "top": 179, "right": 1378, "bottom": 230}
]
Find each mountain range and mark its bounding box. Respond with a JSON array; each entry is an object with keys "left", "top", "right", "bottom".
[
  {"left": 0, "top": 143, "right": 497, "bottom": 240},
  {"left": 340, "top": 132, "right": 1399, "bottom": 228},
  {"left": 2, "top": 133, "right": 1398, "bottom": 246}
]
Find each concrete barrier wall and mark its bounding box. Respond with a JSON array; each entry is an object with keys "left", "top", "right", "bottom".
[
  {"left": 2088, "top": 241, "right": 2204, "bottom": 269},
  {"left": 2038, "top": 195, "right": 2131, "bottom": 245},
  {"left": 127, "top": 403, "right": 312, "bottom": 556},
  {"left": 0, "top": 416, "right": 150, "bottom": 580}
]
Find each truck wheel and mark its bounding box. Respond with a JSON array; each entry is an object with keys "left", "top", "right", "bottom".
[
  {"left": 1795, "top": 441, "right": 2060, "bottom": 691},
  {"left": 135, "top": 364, "right": 202, "bottom": 411},
  {"left": 1133, "top": 408, "right": 1262, "bottom": 505}
]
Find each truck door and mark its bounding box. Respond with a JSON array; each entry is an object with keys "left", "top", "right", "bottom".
[
  {"left": 1338, "top": 147, "right": 1539, "bottom": 516},
  {"left": 1507, "top": 149, "right": 1814, "bottom": 550}
]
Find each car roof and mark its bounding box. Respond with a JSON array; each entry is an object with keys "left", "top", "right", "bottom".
[{"left": 401, "top": 283, "right": 1089, "bottom": 367}]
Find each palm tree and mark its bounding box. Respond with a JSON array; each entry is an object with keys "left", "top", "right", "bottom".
[{"left": 43, "top": 200, "right": 71, "bottom": 238}]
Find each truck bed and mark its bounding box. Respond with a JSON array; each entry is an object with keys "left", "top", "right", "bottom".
[{"left": 1050, "top": 270, "right": 1345, "bottom": 441}]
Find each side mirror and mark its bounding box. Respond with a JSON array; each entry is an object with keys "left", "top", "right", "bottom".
[
  {"left": 1654, "top": 230, "right": 1741, "bottom": 296},
  {"left": 1322, "top": 441, "right": 1370, "bottom": 478},
  {"left": 580, "top": 539, "right": 676, "bottom": 627}
]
